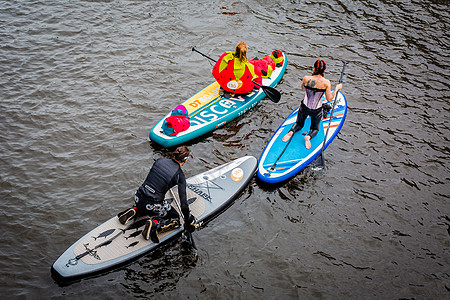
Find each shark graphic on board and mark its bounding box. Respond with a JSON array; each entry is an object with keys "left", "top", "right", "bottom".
[
  {"left": 125, "top": 230, "right": 142, "bottom": 239},
  {"left": 121, "top": 218, "right": 149, "bottom": 233},
  {"left": 92, "top": 229, "right": 115, "bottom": 240},
  {"left": 126, "top": 241, "right": 139, "bottom": 248}
]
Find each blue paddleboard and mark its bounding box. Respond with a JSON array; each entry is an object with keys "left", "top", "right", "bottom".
[{"left": 257, "top": 92, "right": 347, "bottom": 183}]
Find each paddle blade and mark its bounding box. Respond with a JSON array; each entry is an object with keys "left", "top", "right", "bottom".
[
  {"left": 311, "top": 154, "right": 325, "bottom": 172},
  {"left": 252, "top": 81, "right": 281, "bottom": 103},
  {"left": 261, "top": 85, "right": 281, "bottom": 103},
  {"left": 188, "top": 232, "right": 197, "bottom": 250},
  {"left": 184, "top": 231, "right": 197, "bottom": 250}
]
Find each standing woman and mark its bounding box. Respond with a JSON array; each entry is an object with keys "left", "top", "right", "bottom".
[{"left": 282, "top": 59, "right": 343, "bottom": 149}]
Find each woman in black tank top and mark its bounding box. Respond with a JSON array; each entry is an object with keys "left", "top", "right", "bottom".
[{"left": 282, "top": 60, "right": 343, "bottom": 149}]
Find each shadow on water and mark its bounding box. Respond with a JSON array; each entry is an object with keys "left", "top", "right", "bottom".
[{"left": 1, "top": 0, "right": 450, "bottom": 298}]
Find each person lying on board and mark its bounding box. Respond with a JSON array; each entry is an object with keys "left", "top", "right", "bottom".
[
  {"left": 212, "top": 42, "right": 284, "bottom": 97},
  {"left": 117, "top": 146, "right": 196, "bottom": 243},
  {"left": 282, "top": 59, "right": 343, "bottom": 149}
]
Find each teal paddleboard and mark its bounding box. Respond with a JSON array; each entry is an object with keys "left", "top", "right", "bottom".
[{"left": 149, "top": 53, "right": 287, "bottom": 148}]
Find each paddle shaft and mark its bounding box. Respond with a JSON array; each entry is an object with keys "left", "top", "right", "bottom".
[
  {"left": 317, "top": 62, "right": 347, "bottom": 167},
  {"left": 270, "top": 130, "right": 294, "bottom": 170},
  {"left": 169, "top": 188, "right": 197, "bottom": 250},
  {"left": 192, "top": 47, "right": 217, "bottom": 63}
]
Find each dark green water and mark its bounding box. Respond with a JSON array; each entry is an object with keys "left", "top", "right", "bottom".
[{"left": 0, "top": 0, "right": 448, "bottom": 298}]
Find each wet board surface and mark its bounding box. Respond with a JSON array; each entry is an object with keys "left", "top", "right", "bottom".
[
  {"left": 51, "top": 156, "right": 257, "bottom": 284},
  {"left": 257, "top": 92, "right": 347, "bottom": 184},
  {"left": 149, "top": 53, "right": 287, "bottom": 148}
]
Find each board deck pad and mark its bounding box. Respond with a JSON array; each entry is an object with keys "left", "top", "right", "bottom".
[
  {"left": 52, "top": 156, "right": 257, "bottom": 283},
  {"left": 257, "top": 92, "right": 347, "bottom": 183},
  {"left": 149, "top": 52, "right": 287, "bottom": 148}
]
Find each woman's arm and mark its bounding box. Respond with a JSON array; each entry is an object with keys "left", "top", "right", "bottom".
[
  {"left": 324, "top": 79, "right": 342, "bottom": 102},
  {"left": 301, "top": 76, "right": 307, "bottom": 90}
]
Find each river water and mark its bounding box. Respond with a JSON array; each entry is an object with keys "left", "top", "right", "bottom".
[{"left": 0, "top": 0, "right": 448, "bottom": 299}]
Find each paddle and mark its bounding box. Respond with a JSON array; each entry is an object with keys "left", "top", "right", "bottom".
[
  {"left": 251, "top": 80, "right": 281, "bottom": 103},
  {"left": 269, "top": 132, "right": 294, "bottom": 171},
  {"left": 311, "top": 62, "right": 347, "bottom": 172},
  {"left": 192, "top": 47, "right": 281, "bottom": 103},
  {"left": 169, "top": 188, "right": 197, "bottom": 250}
]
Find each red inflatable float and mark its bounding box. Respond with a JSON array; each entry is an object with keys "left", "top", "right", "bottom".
[{"left": 212, "top": 43, "right": 284, "bottom": 94}]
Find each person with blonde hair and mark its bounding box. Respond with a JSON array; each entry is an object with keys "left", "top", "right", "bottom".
[{"left": 212, "top": 42, "right": 283, "bottom": 96}]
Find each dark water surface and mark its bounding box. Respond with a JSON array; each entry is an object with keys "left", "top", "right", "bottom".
[{"left": 0, "top": 0, "right": 448, "bottom": 298}]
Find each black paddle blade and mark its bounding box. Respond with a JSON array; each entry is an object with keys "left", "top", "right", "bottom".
[
  {"left": 184, "top": 231, "right": 197, "bottom": 250},
  {"left": 260, "top": 85, "right": 281, "bottom": 103},
  {"left": 188, "top": 232, "right": 197, "bottom": 250},
  {"left": 252, "top": 81, "right": 281, "bottom": 103},
  {"left": 311, "top": 154, "right": 325, "bottom": 172}
]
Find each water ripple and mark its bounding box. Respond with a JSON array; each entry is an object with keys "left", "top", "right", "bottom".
[{"left": 0, "top": 0, "right": 449, "bottom": 298}]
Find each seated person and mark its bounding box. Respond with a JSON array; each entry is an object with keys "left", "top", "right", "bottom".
[{"left": 212, "top": 42, "right": 284, "bottom": 96}]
